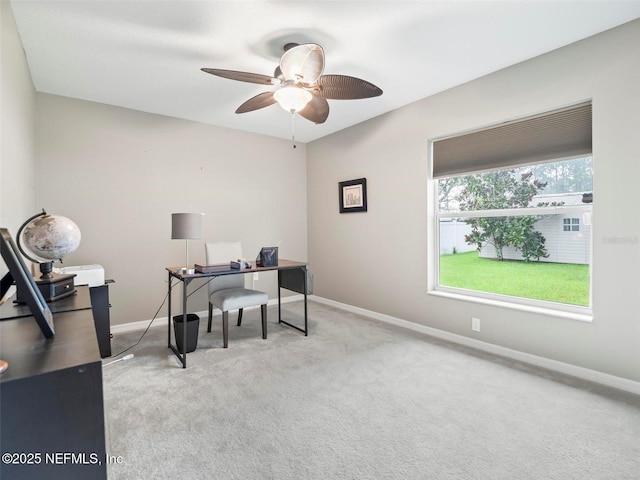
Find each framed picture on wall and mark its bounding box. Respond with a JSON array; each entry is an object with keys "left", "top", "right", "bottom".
[{"left": 339, "top": 178, "right": 367, "bottom": 213}]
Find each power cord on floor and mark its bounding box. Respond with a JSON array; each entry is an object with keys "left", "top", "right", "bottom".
[
  {"left": 104, "top": 279, "right": 178, "bottom": 362},
  {"left": 102, "top": 353, "right": 134, "bottom": 367},
  {"left": 103, "top": 276, "right": 217, "bottom": 365}
]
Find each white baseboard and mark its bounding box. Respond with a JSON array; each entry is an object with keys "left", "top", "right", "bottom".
[
  {"left": 310, "top": 296, "right": 640, "bottom": 396},
  {"left": 110, "top": 295, "right": 304, "bottom": 335},
  {"left": 109, "top": 293, "right": 639, "bottom": 395}
]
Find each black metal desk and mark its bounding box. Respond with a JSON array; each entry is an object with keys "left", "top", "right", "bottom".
[{"left": 166, "top": 259, "right": 309, "bottom": 368}]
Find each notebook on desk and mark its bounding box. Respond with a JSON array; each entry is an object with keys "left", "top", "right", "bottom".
[{"left": 194, "top": 263, "right": 234, "bottom": 274}]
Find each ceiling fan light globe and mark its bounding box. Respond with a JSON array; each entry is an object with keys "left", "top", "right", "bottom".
[{"left": 274, "top": 86, "right": 312, "bottom": 113}]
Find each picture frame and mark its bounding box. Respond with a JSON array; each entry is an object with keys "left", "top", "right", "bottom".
[{"left": 339, "top": 178, "right": 367, "bottom": 213}]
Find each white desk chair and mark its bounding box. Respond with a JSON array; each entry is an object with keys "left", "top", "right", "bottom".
[{"left": 205, "top": 242, "right": 268, "bottom": 348}]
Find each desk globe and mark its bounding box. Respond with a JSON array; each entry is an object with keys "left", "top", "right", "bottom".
[
  {"left": 22, "top": 215, "right": 81, "bottom": 265},
  {"left": 17, "top": 211, "right": 81, "bottom": 301}
]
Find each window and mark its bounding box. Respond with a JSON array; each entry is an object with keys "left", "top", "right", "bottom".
[
  {"left": 563, "top": 218, "right": 580, "bottom": 232},
  {"left": 431, "top": 103, "right": 592, "bottom": 315}
]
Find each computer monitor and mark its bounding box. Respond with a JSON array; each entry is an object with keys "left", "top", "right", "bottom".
[{"left": 0, "top": 228, "right": 54, "bottom": 338}]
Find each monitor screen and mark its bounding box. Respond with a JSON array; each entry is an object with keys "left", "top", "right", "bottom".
[{"left": 0, "top": 228, "right": 54, "bottom": 338}]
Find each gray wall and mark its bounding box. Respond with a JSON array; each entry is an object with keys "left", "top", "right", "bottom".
[
  {"left": 307, "top": 19, "right": 640, "bottom": 382},
  {"left": 34, "top": 94, "right": 308, "bottom": 325},
  {"left": 1, "top": 0, "right": 37, "bottom": 280}
]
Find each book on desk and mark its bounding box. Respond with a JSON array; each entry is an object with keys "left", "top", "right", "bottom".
[
  {"left": 195, "top": 261, "right": 251, "bottom": 274},
  {"left": 195, "top": 263, "right": 234, "bottom": 274}
]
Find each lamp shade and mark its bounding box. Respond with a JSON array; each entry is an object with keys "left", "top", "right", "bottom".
[{"left": 171, "top": 213, "right": 202, "bottom": 240}]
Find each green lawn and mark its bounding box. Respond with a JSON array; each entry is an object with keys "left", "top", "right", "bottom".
[{"left": 439, "top": 251, "right": 590, "bottom": 306}]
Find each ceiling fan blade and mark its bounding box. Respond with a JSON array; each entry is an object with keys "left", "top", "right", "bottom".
[
  {"left": 235, "top": 92, "right": 277, "bottom": 114},
  {"left": 297, "top": 96, "right": 329, "bottom": 124},
  {"left": 201, "top": 68, "right": 275, "bottom": 85},
  {"left": 313, "top": 74, "right": 383, "bottom": 99},
  {"left": 279, "top": 43, "right": 324, "bottom": 84}
]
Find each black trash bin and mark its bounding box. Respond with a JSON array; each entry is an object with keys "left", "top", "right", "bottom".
[{"left": 173, "top": 314, "right": 200, "bottom": 353}]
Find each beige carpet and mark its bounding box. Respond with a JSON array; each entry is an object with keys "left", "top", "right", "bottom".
[{"left": 102, "top": 300, "right": 640, "bottom": 479}]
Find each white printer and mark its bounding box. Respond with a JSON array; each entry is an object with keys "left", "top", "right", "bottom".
[{"left": 55, "top": 264, "right": 105, "bottom": 287}]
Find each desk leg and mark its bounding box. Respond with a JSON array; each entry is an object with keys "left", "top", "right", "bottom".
[
  {"left": 167, "top": 270, "right": 172, "bottom": 348},
  {"left": 278, "top": 271, "right": 282, "bottom": 325},
  {"left": 180, "top": 280, "right": 188, "bottom": 368},
  {"left": 277, "top": 266, "right": 308, "bottom": 336},
  {"left": 303, "top": 267, "right": 308, "bottom": 336},
  {"left": 167, "top": 272, "right": 188, "bottom": 368},
  {"left": 89, "top": 284, "right": 112, "bottom": 358}
]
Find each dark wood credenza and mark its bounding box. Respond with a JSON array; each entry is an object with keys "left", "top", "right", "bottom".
[{"left": 0, "top": 286, "right": 108, "bottom": 480}]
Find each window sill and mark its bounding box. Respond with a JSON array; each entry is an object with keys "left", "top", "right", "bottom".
[{"left": 428, "top": 288, "right": 593, "bottom": 323}]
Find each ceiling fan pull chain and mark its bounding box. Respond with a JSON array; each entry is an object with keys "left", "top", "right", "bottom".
[{"left": 291, "top": 111, "right": 297, "bottom": 149}]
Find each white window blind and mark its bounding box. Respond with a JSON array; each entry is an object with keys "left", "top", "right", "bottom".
[{"left": 432, "top": 102, "right": 592, "bottom": 178}]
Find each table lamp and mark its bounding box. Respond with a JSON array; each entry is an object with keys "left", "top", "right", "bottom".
[{"left": 171, "top": 213, "right": 203, "bottom": 274}]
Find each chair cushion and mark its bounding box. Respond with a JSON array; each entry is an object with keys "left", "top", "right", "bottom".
[{"left": 209, "top": 288, "right": 268, "bottom": 312}]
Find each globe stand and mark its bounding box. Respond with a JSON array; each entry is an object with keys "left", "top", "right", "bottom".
[
  {"left": 39, "top": 260, "right": 54, "bottom": 279},
  {"left": 16, "top": 272, "right": 77, "bottom": 303},
  {"left": 14, "top": 210, "right": 78, "bottom": 303}
]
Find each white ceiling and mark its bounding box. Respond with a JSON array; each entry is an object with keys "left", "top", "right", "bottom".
[{"left": 10, "top": 1, "right": 640, "bottom": 143}]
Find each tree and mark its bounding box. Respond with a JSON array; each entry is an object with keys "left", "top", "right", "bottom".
[
  {"left": 531, "top": 157, "right": 593, "bottom": 194},
  {"left": 456, "top": 169, "right": 549, "bottom": 261}
]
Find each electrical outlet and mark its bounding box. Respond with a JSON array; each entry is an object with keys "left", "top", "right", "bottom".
[
  {"left": 253, "top": 272, "right": 259, "bottom": 281},
  {"left": 471, "top": 317, "right": 481, "bottom": 332}
]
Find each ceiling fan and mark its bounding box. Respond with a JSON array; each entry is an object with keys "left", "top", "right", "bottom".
[{"left": 201, "top": 43, "right": 383, "bottom": 127}]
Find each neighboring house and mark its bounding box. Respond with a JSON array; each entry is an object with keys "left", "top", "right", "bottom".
[
  {"left": 439, "top": 219, "right": 475, "bottom": 255},
  {"left": 478, "top": 192, "right": 591, "bottom": 264}
]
